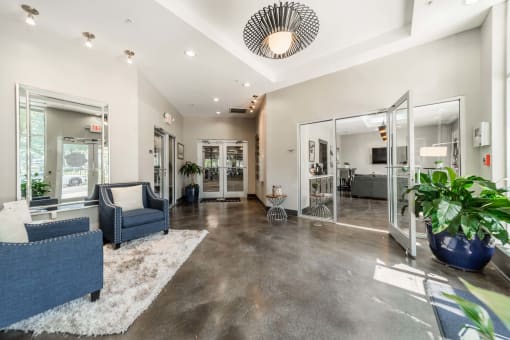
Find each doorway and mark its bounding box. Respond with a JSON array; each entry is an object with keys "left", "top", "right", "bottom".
[
  {"left": 56, "top": 137, "right": 100, "bottom": 202},
  {"left": 197, "top": 140, "right": 248, "bottom": 199},
  {"left": 153, "top": 128, "right": 176, "bottom": 206}
]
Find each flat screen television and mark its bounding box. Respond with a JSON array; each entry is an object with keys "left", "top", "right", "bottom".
[
  {"left": 372, "top": 147, "right": 387, "bottom": 164},
  {"left": 371, "top": 146, "right": 408, "bottom": 164}
]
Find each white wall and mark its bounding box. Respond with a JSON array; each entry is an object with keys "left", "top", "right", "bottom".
[
  {"left": 266, "top": 29, "right": 482, "bottom": 211},
  {"left": 182, "top": 117, "right": 257, "bottom": 194},
  {"left": 0, "top": 25, "right": 139, "bottom": 204},
  {"left": 138, "top": 73, "right": 185, "bottom": 200},
  {"left": 481, "top": 3, "right": 507, "bottom": 182}
]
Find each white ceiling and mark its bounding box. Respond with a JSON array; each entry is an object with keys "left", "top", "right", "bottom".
[{"left": 0, "top": 0, "right": 504, "bottom": 118}]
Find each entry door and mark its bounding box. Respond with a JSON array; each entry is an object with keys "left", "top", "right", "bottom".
[
  {"left": 224, "top": 141, "right": 248, "bottom": 198},
  {"left": 59, "top": 141, "right": 98, "bottom": 201},
  {"left": 387, "top": 91, "right": 417, "bottom": 257},
  {"left": 198, "top": 141, "right": 248, "bottom": 198},
  {"left": 199, "top": 142, "right": 223, "bottom": 198}
]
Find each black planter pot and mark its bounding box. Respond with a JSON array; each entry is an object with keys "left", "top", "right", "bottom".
[
  {"left": 194, "top": 185, "right": 200, "bottom": 202},
  {"left": 426, "top": 222, "right": 495, "bottom": 271},
  {"left": 184, "top": 186, "right": 195, "bottom": 204}
]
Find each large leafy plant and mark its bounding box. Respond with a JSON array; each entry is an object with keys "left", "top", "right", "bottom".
[
  {"left": 179, "top": 162, "right": 202, "bottom": 188},
  {"left": 404, "top": 168, "right": 509, "bottom": 244},
  {"left": 444, "top": 278, "right": 510, "bottom": 340}
]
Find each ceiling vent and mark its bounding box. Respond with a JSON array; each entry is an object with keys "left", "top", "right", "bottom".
[{"left": 229, "top": 108, "right": 248, "bottom": 114}]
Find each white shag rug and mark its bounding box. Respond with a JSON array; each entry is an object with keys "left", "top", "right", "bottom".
[{"left": 6, "top": 229, "right": 208, "bottom": 336}]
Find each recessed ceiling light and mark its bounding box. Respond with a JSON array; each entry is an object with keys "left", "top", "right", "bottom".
[
  {"left": 124, "top": 50, "right": 135, "bottom": 64},
  {"left": 464, "top": 0, "right": 479, "bottom": 4},
  {"left": 21, "top": 4, "right": 39, "bottom": 26},
  {"left": 243, "top": 82, "right": 251, "bottom": 87},
  {"left": 250, "top": 109, "right": 254, "bottom": 113},
  {"left": 216, "top": 111, "right": 221, "bottom": 115},
  {"left": 185, "top": 50, "right": 196, "bottom": 57},
  {"left": 83, "top": 32, "right": 95, "bottom": 48},
  {"left": 213, "top": 97, "right": 220, "bottom": 102}
]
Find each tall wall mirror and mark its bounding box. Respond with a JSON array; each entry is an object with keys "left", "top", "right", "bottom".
[{"left": 17, "top": 84, "right": 110, "bottom": 212}]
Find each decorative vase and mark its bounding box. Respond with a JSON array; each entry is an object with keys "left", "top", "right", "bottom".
[
  {"left": 185, "top": 186, "right": 195, "bottom": 204},
  {"left": 426, "top": 222, "right": 495, "bottom": 271},
  {"left": 194, "top": 185, "right": 200, "bottom": 202}
]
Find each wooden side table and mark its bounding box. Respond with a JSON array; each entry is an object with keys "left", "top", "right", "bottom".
[{"left": 266, "top": 194, "right": 287, "bottom": 223}]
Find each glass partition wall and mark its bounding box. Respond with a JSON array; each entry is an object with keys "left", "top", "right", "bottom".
[
  {"left": 299, "top": 99, "right": 462, "bottom": 239},
  {"left": 299, "top": 120, "right": 336, "bottom": 221}
]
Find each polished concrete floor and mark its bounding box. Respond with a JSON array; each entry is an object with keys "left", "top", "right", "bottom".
[{"left": 2, "top": 200, "right": 510, "bottom": 340}]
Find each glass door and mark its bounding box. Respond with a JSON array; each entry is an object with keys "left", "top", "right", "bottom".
[
  {"left": 224, "top": 142, "right": 248, "bottom": 197},
  {"left": 387, "top": 91, "right": 417, "bottom": 257},
  {"left": 199, "top": 142, "right": 223, "bottom": 198},
  {"left": 298, "top": 120, "right": 336, "bottom": 222},
  {"left": 167, "top": 135, "right": 176, "bottom": 205},
  {"left": 153, "top": 130, "right": 165, "bottom": 198}
]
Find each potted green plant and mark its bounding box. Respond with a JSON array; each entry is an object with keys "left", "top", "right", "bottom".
[
  {"left": 403, "top": 168, "right": 510, "bottom": 271},
  {"left": 179, "top": 161, "right": 202, "bottom": 203},
  {"left": 445, "top": 278, "right": 510, "bottom": 339},
  {"left": 20, "top": 173, "right": 51, "bottom": 198},
  {"left": 434, "top": 160, "right": 444, "bottom": 169}
]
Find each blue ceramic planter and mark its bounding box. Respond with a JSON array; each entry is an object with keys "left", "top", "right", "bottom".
[{"left": 426, "top": 222, "right": 495, "bottom": 271}]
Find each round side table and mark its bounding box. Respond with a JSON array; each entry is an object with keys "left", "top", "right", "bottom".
[
  {"left": 310, "top": 193, "right": 333, "bottom": 219},
  {"left": 266, "top": 194, "right": 287, "bottom": 223}
]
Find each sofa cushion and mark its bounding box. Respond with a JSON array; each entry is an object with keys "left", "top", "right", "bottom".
[
  {"left": 0, "top": 201, "right": 31, "bottom": 243},
  {"left": 122, "top": 208, "right": 165, "bottom": 229},
  {"left": 111, "top": 185, "right": 143, "bottom": 212}
]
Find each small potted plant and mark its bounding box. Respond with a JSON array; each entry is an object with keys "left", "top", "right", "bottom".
[
  {"left": 434, "top": 160, "right": 444, "bottom": 169},
  {"left": 179, "top": 162, "right": 202, "bottom": 203},
  {"left": 403, "top": 168, "right": 510, "bottom": 271},
  {"left": 20, "top": 173, "right": 51, "bottom": 198}
]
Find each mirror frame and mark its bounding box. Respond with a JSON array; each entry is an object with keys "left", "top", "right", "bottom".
[{"left": 15, "top": 83, "right": 110, "bottom": 206}]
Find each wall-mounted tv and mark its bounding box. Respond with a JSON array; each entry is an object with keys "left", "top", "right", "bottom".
[
  {"left": 372, "top": 147, "right": 387, "bottom": 164},
  {"left": 372, "top": 146, "right": 408, "bottom": 164}
]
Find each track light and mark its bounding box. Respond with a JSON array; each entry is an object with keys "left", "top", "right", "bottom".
[
  {"left": 21, "top": 5, "right": 39, "bottom": 26},
  {"left": 124, "top": 50, "right": 135, "bottom": 64},
  {"left": 83, "top": 32, "right": 95, "bottom": 48}
]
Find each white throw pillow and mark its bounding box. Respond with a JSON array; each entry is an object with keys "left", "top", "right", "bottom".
[
  {"left": 110, "top": 185, "right": 144, "bottom": 212},
  {"left": 0, "top": 200, "right": 31, "bottom": 243}
]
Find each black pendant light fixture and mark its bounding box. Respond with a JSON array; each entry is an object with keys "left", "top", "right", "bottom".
[{"left": 243, "top": 2, "right": 319, "bottom": 59}]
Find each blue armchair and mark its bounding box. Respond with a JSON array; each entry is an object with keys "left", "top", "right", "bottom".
[
  {"left": 0, "top": 217, "right": 103, "bottom": 329},
  {"left": 98, "top": 182, "right": 169, "bottom": 249}
]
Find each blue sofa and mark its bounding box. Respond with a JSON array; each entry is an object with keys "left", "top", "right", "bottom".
[
  {"left": 0, "top": 217, "right": 103, "bottom": 329},
  {"left": 98, "top": 182, "right": 169, "bottom": 249}
]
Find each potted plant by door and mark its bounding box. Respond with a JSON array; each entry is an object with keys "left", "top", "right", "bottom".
[
  {"left": 179, "top": 161, "right": 202, "bottom": 203},
  {"left": 403, "top": 168, "right": 510, "bottom": 271}
]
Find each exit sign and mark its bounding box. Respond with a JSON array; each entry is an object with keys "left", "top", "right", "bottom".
[{"left": 90, "top": 123, "right": 102, "bottom": 133}]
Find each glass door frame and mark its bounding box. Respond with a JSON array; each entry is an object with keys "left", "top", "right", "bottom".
[
  {"left": 224, "top": 141, "right": 248, "bottom": 198},
  {"left": 197, "top": 140, "right": 249, "bottom": 199},
  {"left": 154, "top": 127, "right": 176, "bottom": 206},
  {"left": 387, "top": 90, "right": 417, "bottom": 257},
  {"left": 297, "top": 119, "right": 338, "bottom": 223},
  {"left": 198, "top": 141, "right": 225, "bottom": 199}
]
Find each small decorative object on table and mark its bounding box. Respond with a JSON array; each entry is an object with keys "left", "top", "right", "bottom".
[{"left": 266, "top": 193, "right": 287, "bottom": 223}]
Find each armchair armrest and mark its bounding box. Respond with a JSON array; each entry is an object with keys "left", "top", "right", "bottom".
[
  {"left": 25, "top": 217, "right": 90, "bottom": 242},
  {"left": 146, "top": 186, "right": 169, "bottom": 230},
  {"left": 0, "top": 230, "right": 103, "bottom": 328},
  {"left": 99, "top": 187, "right": 122, "bottom": 244}
]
